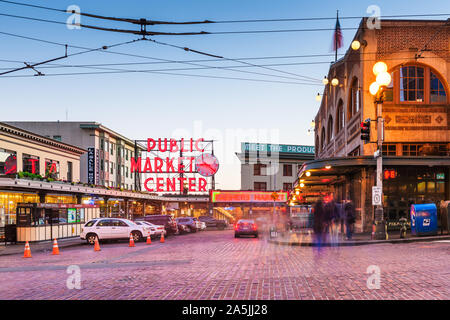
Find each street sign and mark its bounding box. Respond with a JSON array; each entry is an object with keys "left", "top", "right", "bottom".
[{"left": 372, "top": 186, "right": 382, "bottom": 206}]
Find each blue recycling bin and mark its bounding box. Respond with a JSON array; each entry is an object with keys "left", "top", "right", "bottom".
[{"left": 410, "top": 204, "right": 438, "bottom": 236}]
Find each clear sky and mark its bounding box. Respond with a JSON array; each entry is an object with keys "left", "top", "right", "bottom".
[{"left": 1, "top": 0, "right": 449, "bottom": 189}]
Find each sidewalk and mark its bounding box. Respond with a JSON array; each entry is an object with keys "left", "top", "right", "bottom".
[
  {"left": 268, "top": 229, "right": 450, "bottom": 247},
  {"left": 0, "top": 237, "right": 84, "bottom": 256}
]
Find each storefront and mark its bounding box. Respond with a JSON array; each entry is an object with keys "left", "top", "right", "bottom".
[{"left": 291, "top": 156, "right": 450, "bottom": 232}]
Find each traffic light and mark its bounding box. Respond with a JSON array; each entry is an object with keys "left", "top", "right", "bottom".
[{"left": 360, "top": 119, "right": 371, "bottom": 143}]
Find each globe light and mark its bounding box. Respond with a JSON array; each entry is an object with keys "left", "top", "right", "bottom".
[
  {"left": 373, "top": 61, "right": 388, "bottom": 76},
  {"left": 331, "top": 78, "right": 339, "bottom": 86},
  {"left": 369, "top": 82, "right": 380, "bottom": 96},
  {"left": 310, "top": 120, "right": 315, "bottom": 128},
  {"left": 295, "top": 190, "right": 300, "bottom": 195},
  {"left": 376, "top": 71, "right": 392, "bottom": 87},
  {"left": 322, "top": 77, "right": 329, "bottom": 85},
  {"left": 300, "top": 183, "right": 305, "bottom": 188},
  {"left": 325, "top": 165, "right": 332, "bottom": 169},
  {"left": 351, "top": 40, "right": 361, "bottom": 50},
  {"left": 316, "top": 93, "right": 322, "bottom": 102},
  {"left": 305, "top": 171, "right": 311, "bottom": 177}
]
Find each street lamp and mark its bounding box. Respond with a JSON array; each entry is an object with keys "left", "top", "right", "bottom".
[{"left": 369, "top": 61, "right": 391, "bottom": 240}]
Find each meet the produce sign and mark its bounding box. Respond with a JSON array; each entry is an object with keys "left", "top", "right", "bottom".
[{"left": 131, "top": 138, "right": 218, "bottom": 192}]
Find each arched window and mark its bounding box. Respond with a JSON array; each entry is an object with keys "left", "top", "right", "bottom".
[
  {"left": 335, "top": 100, "right": 344, "bottom": 135},
  {"left": 348, "top": 78, "right": 360, "bottom": 121},
  {"left": 394, "top": 64, "right": 448, "bottom": 104},
  {"left": 327, "top": 115, "right": 333, "bottom": 144},
  {"left": 321, "top": 128, "right": 325, "bottom": 151},
  {"left": 315, "top": 135, "right": 320, "bottom": 156}
]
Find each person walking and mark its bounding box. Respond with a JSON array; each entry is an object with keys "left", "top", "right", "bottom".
[
  {"left": 313, "top": 198, "right": 325, "bottom": 252},
  {"left": 344, "top": 200, "right": 356, "bottom": 240}
]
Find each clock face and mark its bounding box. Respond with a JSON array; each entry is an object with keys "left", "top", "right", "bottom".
[{"left": 195, "top": 154, "right": 219, "bottom": 177}]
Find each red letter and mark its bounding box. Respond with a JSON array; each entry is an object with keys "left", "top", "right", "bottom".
[
  {"left": 147, "top": 138, "right": 156, "bottom": 152},
  {"left": 158, "top": 138, "right": 168, "bottom": 152},
  {"left": 156, "top": 177, "right": 164, "bottom": 192},
  {"left": 195, "top": 138, "right": 205, "bottom": 152},
  {"left": 29, "top": 159, "right": 38, "bottom": 174},
  {"left": 144, "top": 178, "right": 154, "bottom": 192},
  {"left": 188, "top": 178, "right": 196, "bottom": 192},
  {"left": 198, "top": 178, "right": 207, "bottom": 192},
  {"left": 167, "top": 178, "right": 176, "bottom": 191},
  {"left": 166, "top": 157, "right": 175, "bottom": 172},
  {"left": 143, "top": 158, "right": 153, "bottom": 172},
  {"left": 131, "top": 157, "right": 142, "bottom": 173},
  {"left": 154, "top": 158, "right": 163, "bottom": 173},
  {"left": 169, "top": 139, "right": 179, "bottom": 152}
]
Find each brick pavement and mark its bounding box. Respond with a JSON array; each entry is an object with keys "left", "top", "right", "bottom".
[{"left": 0, "top": 230, "right": 448, "bottom": 300}]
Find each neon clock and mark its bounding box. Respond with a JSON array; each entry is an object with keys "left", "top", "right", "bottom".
[{"left": 195, "top": 153, "right": 219, "bottom": 177}]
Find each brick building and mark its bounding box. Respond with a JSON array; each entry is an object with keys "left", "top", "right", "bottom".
[{"left": 291, "top": 19, "right": 450, "bottom": 233}]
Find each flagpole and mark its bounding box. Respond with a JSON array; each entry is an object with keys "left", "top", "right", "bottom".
[{"left": 335, "top": 10, "right": 338, "bottom": 62}]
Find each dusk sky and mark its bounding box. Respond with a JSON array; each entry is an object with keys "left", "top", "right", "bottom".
[{"left": 1, "top": 0, "right": 449, "bottom": 189}]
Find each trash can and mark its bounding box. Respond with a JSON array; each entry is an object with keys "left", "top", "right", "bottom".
[
  {"left": 439, "top": 201, "right": 450, "bottom": 233},
  {"left": 410, "top": 204, "right": 438, "bottom": 236}
]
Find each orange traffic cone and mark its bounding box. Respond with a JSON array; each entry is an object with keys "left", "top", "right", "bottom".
[
  {"left": 146, "top": 234, "right": 152, "bottom": 245},
  {"left": 94, "top": 237, "right": 101, "bottom": 251},
  {"left": 129, "top": 234, "right": 135, "bottom": 247},
  {"left": 160, "top": 232, "right": 165, "bottom": 243},
  {"left": 23, "top": 241, "right": 32, "bottom": 258},
  {"left": 52, "top": 238, "right": 60, "bottom": 255}
]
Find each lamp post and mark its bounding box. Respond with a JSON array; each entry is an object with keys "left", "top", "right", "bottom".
[{"left": 369, "top": 61, "right": 391, "bottom": 240}]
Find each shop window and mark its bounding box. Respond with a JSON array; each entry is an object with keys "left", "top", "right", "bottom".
[
  {"left": 0, "top": 149, "right": 17, "bottom": 175},
  {"left": 283, "top": 164, "right": 292, "bottom": 176},
  {"left": 436, "top": 181, "right": 445, "bottom": 193},
  {"left": 254, "top": 182, "right": 267, "bottom": 191},
  {"left": 417, "top": 181, "right": 426, "bottom": 193},
  {"left": 253, "top": 163, "right": 267, "bottom": 176},
  {"left": 23, "top": 154, "right": 40, "bottom": 175}
]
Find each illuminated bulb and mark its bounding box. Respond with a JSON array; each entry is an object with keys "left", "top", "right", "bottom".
[
  {"left": 310, "top": 120, "right": 315, "bottom": 128},
  {"left": 369, "top": 82, "right": 380, "bottom": 96},
  {"left": 376, "top": 71, "right": 392, "bottom": 87},
  {"left": 325, "top": 165, "right": 331, "bottom": 169},
  {"left": 331, "top": 78, "right": 339, "bottom": 86},
  {"left": 300, "top": 183, "right": 305, "bottom": 188},
  {"left": 351, "top": 40, "right": 361, "bottom": 50},
  {"left": 373, "top": 62, "right": 388, "bottom": 76},
  {"left": 305, "top": 171, "right": 311, "bottom": 177},
  {"left": 295, "top": 190, "right": 300, "bottom": 195},
  {"left": 322, "top": 77, "right": 329, "bottom": 85},
  {"left": 316, "top": 93, "right": 322, "bottom": 102}
]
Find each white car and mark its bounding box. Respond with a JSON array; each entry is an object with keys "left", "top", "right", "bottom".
[
  {"left": 192, "top": 217, "right": 206, "bottom": 231},
  {"left": 81, "top": 218, "right": 152, "bottom": 244},
  {"left": 134, "top": 220, "right": 166, "bottom": 238}
]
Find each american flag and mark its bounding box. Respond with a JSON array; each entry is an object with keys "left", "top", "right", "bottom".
[{"left": 332, "top": 12, "right": 343, "bottom": 55}]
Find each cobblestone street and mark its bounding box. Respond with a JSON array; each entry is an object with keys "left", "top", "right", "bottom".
[{"left": 0, "top": 230, "right": 448, "bottom": 300}]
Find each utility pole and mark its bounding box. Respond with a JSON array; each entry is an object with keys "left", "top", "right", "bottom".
[{"left": 374, "top": 99, "right": 386, "bottom": 240}]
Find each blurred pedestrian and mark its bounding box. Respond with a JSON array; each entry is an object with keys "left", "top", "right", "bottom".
[
  {"left": 313, "top": 198, "right": 325, "bottom": 251},
  {"left": 344, "top": 200, "right": 356, "bottom": 240}
]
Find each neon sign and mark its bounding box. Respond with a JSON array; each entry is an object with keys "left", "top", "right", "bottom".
[
  {"left": 211, "top": 191, "right": 289, "bottom": 203},
  {"left": 383, "top": 169, "right": 397, "bottom": 180}
]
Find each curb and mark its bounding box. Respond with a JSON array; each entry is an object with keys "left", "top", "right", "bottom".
[
  {"left": 268, "top": 235, "right": 450, "bottom": 247},
  {"left": 0, "top": 239, "right": 85, "bottom": 257}
]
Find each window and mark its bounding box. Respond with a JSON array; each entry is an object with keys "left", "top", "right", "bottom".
[
  {"left": 97, "top": 219, "right": 112, "bottom": 227},
  {"left": 126, "top": 149, "right": 129, "bottom": 160},
  {"left": 253, "top": 163, "right": 267, "bottom": 176},
  {"left": 321, "top": 129, "right": 325, "bottom": 150},
  {"left": 0, "top": 149, "right": 17, "bottom": 174},
  {"left": 382, "top": 144, "right": 397, "bottom": 156},
  {"left": 254, "top": 182, "right": 267, "bottom": 191},
  {"left": 348, "top": 78, "right": 360, "bottom": 120},
  {"left": 23, "top": 154, "right": 40, "bottom": 175},
  {"left": 100, "top": 139, "right": 104, "bottom": 151},
  {"left": 45, "top": 160, "right": 59, "bottom": 179},
  {"left": 327, "top": 115, "right": 333, "bottom": 143},
  {"left": 67, "top": 161, "right": 73, "bottom": 182},
  {"left": 400, "top": 66, "right": 424, "bottom": 102},
  {"left": 126, "top": 166, "right": 129, "bottom": 178},
  {"left": 110, "top": 143, "right": 114, "bottom": 155},
  {"left": 402, "top": 143, "right": 448, "bottom": 156},
  {"left": 110, "top": 162, "right": 114, "bottom": 174},
  {"left": 336, "top": 100, "right": 344, "bottom": 134},
  {"left": 283, "top": 164, "right": 292, "bottom": 176},
  {"left": 430, "top": 71, "right": 447, "bottom": 103},
  {"left": 52, "top": 135, "right": 62, "bottom": 142},
  {"left": 348, "top": 147, "right": 360, "bottom": 156},
  {"left": 283, "top": 183, "right": 292, "bottom": 191}
]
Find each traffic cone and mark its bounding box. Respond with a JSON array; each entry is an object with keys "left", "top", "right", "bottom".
[
  {"left": 371, "top": 223, "right": 376, "bottom": 240},
  {"left": 160, "top": 232, "right": 165, "bottom": 243},
  {"left": 94, "top": 237, "right": 101, "bottom": 251},
  {"left": 146, "top": 234, "right": 152, "bottom": 245},
  {"left": 129, "top": 234, "right": 135, "bottom": 247},
  {"left": 52, "top": 238, "right": 60, "bottom": 255},
  {"left": 23, "top": 241, "right": 32, "bottom": 258}
]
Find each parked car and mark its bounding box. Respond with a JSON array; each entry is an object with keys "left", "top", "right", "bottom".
[
  {"left": 134, "top": 220, "right": 166, "bottom": 238},
  {"left": 141, "top": 215, "right": 178, "bottom": 236},
  {"left": 234, "top": 219, "right": 258, "bottom": 238},
  {"left": 177, "top": 224, "right": 191, "bottom": 234},
  {"left": 81, "top": 218, "right": 151, "bottom": 244},
  {"left": 198, "top": 216, "right": 227, "bottom": 230},
  {"left": 193, "top": 217, "right": 206, "bottom": 231},
  {"left": 176, "top": 217, "right": 198, "bottom": 232}
]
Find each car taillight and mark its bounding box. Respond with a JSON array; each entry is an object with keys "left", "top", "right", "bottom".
[{"left": 252, "top": 224, "right": 257, "bottom": 230}]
